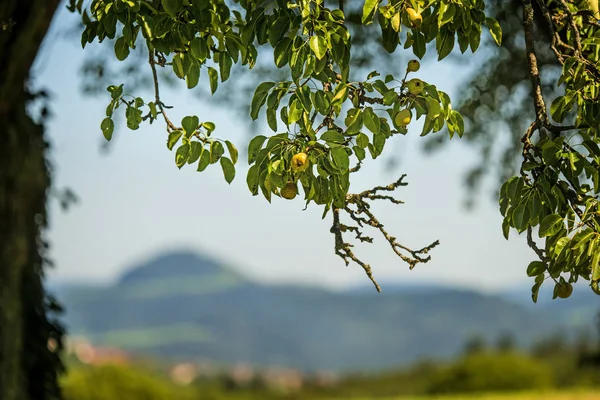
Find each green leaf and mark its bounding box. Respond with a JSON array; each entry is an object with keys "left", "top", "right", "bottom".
[
  {"left": 309, "top": 36, "right": 328, "bottom": 60},
  {"left": 330, "top": 147, "right": 350, "bottom": 172},
  {"left": 274, "top": 37, "right": 292, "bottom": 67},
  {"left": 353, "top": 146, "right": 366, "bottom": 161},
  {"left": 363, "top": 107, "right": 380, "bottom": 134},
  {"left": 197, "top": 147, "right": 210, "bottom": 172},
  {"left": 101, "top": 117, "right": 114, "bottom": 141},
  {"left": 186, "top": 65, "right": 200, "bottom": 89},
  {"left": 207, "top": 67, "right": 218, "bottom": 95},
  {"left": 172, "top": 54, "right": 185, "bottom": 78},
  {"left": 382, "top": 91, "right": 397, "bottom": 106},
  {"left": 314, "top": 90, "right": 330, "bottom": 115},
  {"left": 571, "top": 229, "right": 595, "bottom": 250},
  {"left": 542, "top": 142, "right": 561, "bottom": 165},
  {"left": 188, "top": 141, "right": 202, "bottom": 164},
  {"left": 591, "top": 240, "right": 600, "bottom": 286},
  {"left": 362, "top": 0, "right": 379, "bottom": 24},
  {"left": 512, "top": 202, "right": 530, "bottom": 231},
  {"left": 107, "top": 84, "right": 124, "bottom": 100},
  {"left": 530, "top": 283, "right": 540, "bottom": 303},
  {"left": 372, "top": 131, "right": 385, "bottom": 156},
  {"left": 175, "top": 143, "right": 190, "bottom": 169},
  {"left": 506, "top": 176, "right": 524, "bottom": 204},
  {"left": 458, "top": 32, "right": 469, "bottom": 53},
  {"left": 502, "top": 217, "right": 510, "bottom": 240},
  {"left": 320, "top": 130, "right": 346, "bottom": 144},
  {"left": 526, "top": 261, "right": 546, "bottom": 277},
  {"left": 469, "top": 25, "right": 481, "bottom": 52},
  {"left": 182, "top": 116, "right": 199, "bottom": 135},
  {"left": 210, "top": 141, "right": 224, "bottom": 164},
  {"left": 331, "top": 84, "right": 348, "bottom": 106},
  {"left": 356, "top": 132, "right": 369, "bottom": 148},
  {"left": 219, "top": 53, "right": 232, "bottom": 82},
  {"left": 452, "top": 111, "right": 464, "bottom": 137},
  {"left": 246, "top": 164, "right": 260, "bottom": 195},
  {"left": 296, "top": 85, "right": 312, "bottom": 113},
  {"left": 438, "top": 2, "right": 455, "bottom": 26},
  {"left": 250, "top": 82, "right": 276, "bottom": 120},
  {"left": 550, "top": 96, "right": 568, "bottom": 123},
  {"left": 485, "top": 17, "right": 502, "bottom": 46},
  {"left": 225, "top": 140, "right": 238, "bottom": 164},
  {"left": 382, "top": 26, "right": 398, "bottom": 53},
  {"left": 287, "top": 99, "right": 303, "bottom": 124},
  {"left": 268, "top": 15, "right": 290, "bottom": 48},
  {"left": 167, "top": 130, "right": 183, "bottom": 150},
  {"left": 202, "top": 121, "right": 215, "bottom": 134},
  {"left": 114, "top": 37, "right": 130, "bottom": 61},
  {"left": 190, "top": 37, "right": 208, "bottom": 61},
  {"left": 436, "top": 29, "right": 455, "bottom": 61},
  {"left": 220, "top": 157, "right": 235, "bottom": 183},
  {"left": 528, "top": 193, "right": 542, "bottom": 223},
  {"left": 345, "top": 109, "right": 363, "bottom": 135},
  {"left": 413, "top": 32, "right": 426, "bottom": 59},
  {"left": 539, "top": 214, "right": 564, "bottom": 238},
  {"left": 248, "top": 135, "right": 267, "bottom": 163},
  {"left": 266, "top": 107, "right": 277, "bottom": 131},
  {"left": 162, "top": 0, "right": 183, "bottom": 16}
]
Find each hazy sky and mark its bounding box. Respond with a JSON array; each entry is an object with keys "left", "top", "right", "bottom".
[{"left": 39, "top": 4, "right": 536, "bottom": 293}]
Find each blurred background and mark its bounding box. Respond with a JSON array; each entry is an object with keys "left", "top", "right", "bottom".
[{"left": 31, "top": 1, "right": 600, "bottom": 399}]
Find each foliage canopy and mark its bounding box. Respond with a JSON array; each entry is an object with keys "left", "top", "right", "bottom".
[{"left": 68, "top": 0, "right": 600, "bottom": 300}]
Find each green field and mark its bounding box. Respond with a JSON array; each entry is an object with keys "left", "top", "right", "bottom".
[
  {"left": 393, "top": 391, "right": 600, "bottom": 400},
  {"left": 89, "top": 323, "right": 211, "bottom": 348}
]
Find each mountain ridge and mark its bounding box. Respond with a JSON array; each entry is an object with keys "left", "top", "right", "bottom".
[{"left": 53, "top": 250, "right": 600, "bottom": 372}]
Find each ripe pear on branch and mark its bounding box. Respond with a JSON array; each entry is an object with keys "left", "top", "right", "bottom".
[
  {"left": 406, "top": 78, "right": 425, "bottom": 95},
  {"left": 407, "top": 60, "right": 420, "bottom": 73},
  {"left": 405, "top": 8, "right": 423, "bottom": 28},
  {"left": 588, "top": 0, "right": 600, "bottom": 19},
  {"left": 291, "top": 152, "right": 309, "bottom": 173},
  {"left": 394, "top": 109, "right": 412, "bottom": 126}
]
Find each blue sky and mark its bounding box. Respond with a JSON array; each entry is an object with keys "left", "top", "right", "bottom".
[{"left": 39, "top": 4, "right": 536, "bottom": 293}]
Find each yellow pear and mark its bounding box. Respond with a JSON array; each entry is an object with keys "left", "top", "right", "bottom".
[
  {"left": 588, "top": 0, "right": 599, "bottom": 19},
  {"left": 405, "top": 8, "right": 423, "bottom": 28},
  {"left": 291, "top": 152, "right": 309, "bottom": 173},
  {"left": 394, "top": 109, "right": 412, "bottom": 126},
  {"left": 406, "top": 78, "right": 424, "bottom": 95},
  {"left": 407, "top": 60, "right": 420, "bottom": 72},
  {"left": 281, "top": 182, "right": 298, "bottom": 200}
]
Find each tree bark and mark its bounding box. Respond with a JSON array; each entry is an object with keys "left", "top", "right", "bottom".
[{"left": 0, "top": 1, "right": 62, "bottom": 400}]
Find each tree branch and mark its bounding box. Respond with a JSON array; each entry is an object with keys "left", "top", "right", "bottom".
[
  {"left": 330, "top": 175, "right": 440, "bottom": 292},
  {"left": 148, "top": 50, "right": 178, "bottom": 132}
]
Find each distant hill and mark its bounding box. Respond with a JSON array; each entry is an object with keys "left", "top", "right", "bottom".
[{"left": 54, "top": 251, "right": 600, "bottom": 372}]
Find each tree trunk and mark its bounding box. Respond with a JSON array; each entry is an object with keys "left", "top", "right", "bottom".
[{"left": 0, "top": 1, "right": 62, "bottom": 400}]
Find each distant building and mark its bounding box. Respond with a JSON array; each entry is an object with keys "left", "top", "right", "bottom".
[
  {"left": 260, "top": 366, "right": 304, "bottom": 392},
  {"left": 170, "top": 363, "right": 197, "bottom": 385},
  {"left": 65, "top": 336, "right": 132, "bottom": 366}
]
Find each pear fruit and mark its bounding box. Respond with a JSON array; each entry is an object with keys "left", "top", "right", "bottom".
[
  {"left": 588, "top": 0, "right": 599, "bottom": 19},
  {"left": 394, "top": 109, "right": 412, "bottom": 126},
  {"left": 407, "top": 60, "right": 420, "bottom": 72},
  {"left": 291, "top": 152, "right": 309, "bottom": 173},
  {"left": 556, "top": 282, "right": 573, "bottom": 299},
  {"left": 405, "top": 8, "right": 423, "bottom": 28},
  {"left": 406, "top": 78, "right": 424, "bottom": 95},
  {"left": 281, "top": 182, "right": 298, "bottom": 200}
]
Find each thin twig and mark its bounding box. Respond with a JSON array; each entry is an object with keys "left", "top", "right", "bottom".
[
  {"left": 148, "top": 50, "right": 177, "bottom": 132},
  {"left": 523, "top": 0, "right": 549, "bottom": 126}
]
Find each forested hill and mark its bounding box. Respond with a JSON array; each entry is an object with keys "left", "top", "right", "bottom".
[{"left": 53, "top": 251, "right": 599, "bottom": 372}]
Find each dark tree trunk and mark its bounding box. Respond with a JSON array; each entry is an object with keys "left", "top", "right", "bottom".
[{"left": 0, "top": 1, "right": 63, "bottom": 400}]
